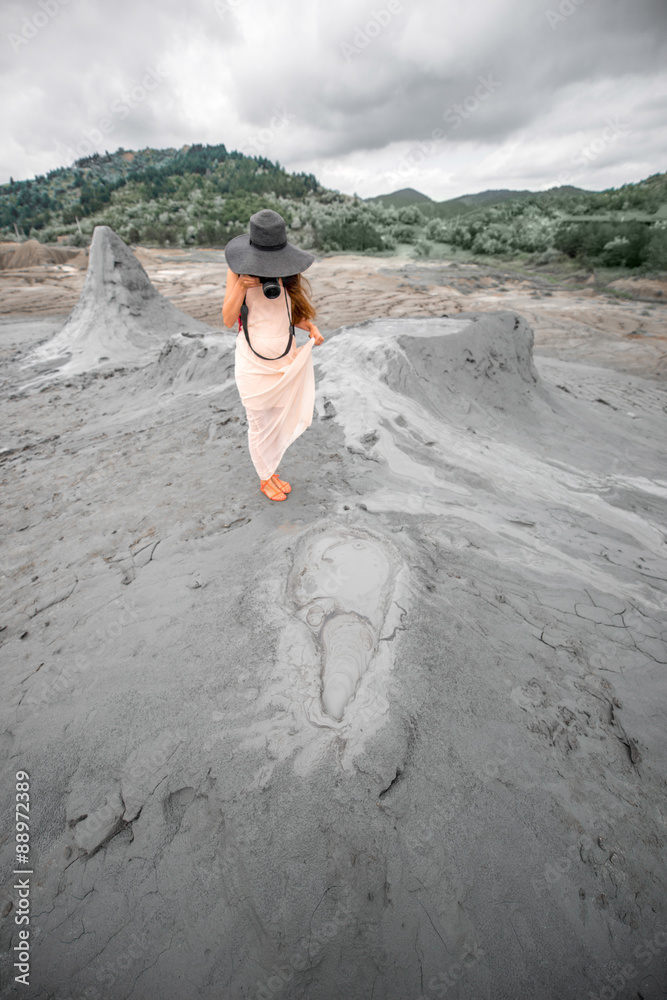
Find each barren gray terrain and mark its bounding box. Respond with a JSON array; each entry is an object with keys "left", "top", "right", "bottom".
[{"left": 1, "top": 228, "right": 666, "bottom": 1000}]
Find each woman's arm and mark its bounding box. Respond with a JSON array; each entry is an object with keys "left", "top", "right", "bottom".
[
  {"left": 296, "top": 318, "right": 324, "bottom": 345},
  {"left": 221, "top": 268, "right": 260, "bottom": 329}
]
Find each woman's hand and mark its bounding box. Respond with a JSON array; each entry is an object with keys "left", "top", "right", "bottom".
[
  {"left": 308, "top": 324, "right": 324, "bottom": 346},
  {"left": 239, "top": 274, "right": 261, "bottom": 288}
]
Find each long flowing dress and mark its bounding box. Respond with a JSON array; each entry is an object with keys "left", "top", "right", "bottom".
[{"left": 234, "top": 280, "right": 315, "bottom": 481}]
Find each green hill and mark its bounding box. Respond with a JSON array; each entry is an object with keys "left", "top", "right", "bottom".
[
  {"left": 367, "top": 184, "right": 593, "bottom": 219},
  {"left": 434, "top": 187, "right": 554, "bottom": 218},
  {"left": 0, "top": 143, "right": 326, "bottom": 248},
  {"left": 368, "top": 187, "right": 434, "bottom": 208}
]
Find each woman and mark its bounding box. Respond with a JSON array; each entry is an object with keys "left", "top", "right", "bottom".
[{"left": 222, "top": 209, "right": 324, "bottom": 501}]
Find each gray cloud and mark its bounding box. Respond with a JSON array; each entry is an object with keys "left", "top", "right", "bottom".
[{"left": 0, "top": 0, "right": 665, "bottom": 199}]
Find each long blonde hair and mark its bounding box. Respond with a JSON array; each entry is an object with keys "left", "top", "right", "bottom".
[{"left": 282, "top": 272, "right": 317, "bottom": 326}]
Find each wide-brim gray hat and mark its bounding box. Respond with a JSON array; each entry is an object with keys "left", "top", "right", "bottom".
[{"left": 224, "top": 209, "right": 316, "bottom": 277}]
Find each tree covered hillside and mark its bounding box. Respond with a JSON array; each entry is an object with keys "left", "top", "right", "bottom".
[
  {"left": 1, "top": 145, "right": 666, "bottom": 271},
  {"left": 0, "top": 143, "right": 324, "bottom": 247},
  {"left": 434, "top": 173, "right": 667, "bottom": 270}
]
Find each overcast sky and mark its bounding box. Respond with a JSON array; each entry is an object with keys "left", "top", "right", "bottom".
[{"left": 1, "top": 0, "right": 666, "bottom": 200}]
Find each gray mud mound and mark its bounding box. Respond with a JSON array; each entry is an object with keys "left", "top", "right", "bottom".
[
  {"left": 21, "top": 225, "right": 216, "bottom": 384},
  {"left": 318, "top": 311, "right": 662, "bottom": 484},
  {"left": 134, "top": 329, "right": 235, "bottom": 396}
]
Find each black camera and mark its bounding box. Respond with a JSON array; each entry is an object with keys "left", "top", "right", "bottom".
[{"left": 255, "top": 276, "right": 281, "bottom": 299}]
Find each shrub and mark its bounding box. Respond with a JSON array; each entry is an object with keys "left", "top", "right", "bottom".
[
  {"left": 645, "top": 223, "right": 667, "bottom": 271},
  {"left": 554, "top": 220, "right": 651, "bottom": 267},
  {"left": 424, "top": 218, "right": 449, "bottom": 241},
  {"left": 391, "top": 224, "right": 418, "bottom": 243},
  {"left": 313, "top": 216, "right": 384, "bottom": 252},
  {"left": 397, "top": 205, "right": 425, "bottom": 225},
  {"left": 414, "top": 238, "right": 432, "bottom": 257},
  {"left": 600, "top": 236, "right": 631, "bottom": 267}
]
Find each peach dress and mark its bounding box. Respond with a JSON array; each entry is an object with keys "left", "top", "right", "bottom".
[{"left": 234, "top": 279, "right": 315, "bottom": 481}]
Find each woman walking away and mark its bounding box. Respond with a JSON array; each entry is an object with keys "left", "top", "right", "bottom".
[{"left": 222, "top": 209, "right": 324, "bottom": 502}]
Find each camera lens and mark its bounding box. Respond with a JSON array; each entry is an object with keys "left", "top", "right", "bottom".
[{"left": 260, "top": 277, "right": 281, "bottom": 299}]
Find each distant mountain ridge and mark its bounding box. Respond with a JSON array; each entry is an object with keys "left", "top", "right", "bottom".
[
  {"left": 366, "top": 184, "right": 592, "bottom": 219},
  {"left": 369, "top": 187, "right": 434, "bottom": 207}
]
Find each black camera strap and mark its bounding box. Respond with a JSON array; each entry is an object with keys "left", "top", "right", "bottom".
[{"left": 240, "top": 284, "right": 295, "bottom": 361}]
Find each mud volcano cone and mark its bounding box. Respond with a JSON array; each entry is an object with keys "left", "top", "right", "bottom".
[{"left": 26, "top": 225, "right": 214, "bottom": 378}]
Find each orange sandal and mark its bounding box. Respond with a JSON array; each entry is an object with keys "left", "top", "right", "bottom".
[
  {"left": 270, "top": 473, "right": 291, "bottom": 494},
  {"left": 260, "top": 478, "right": 287, "bottom": 501}
]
